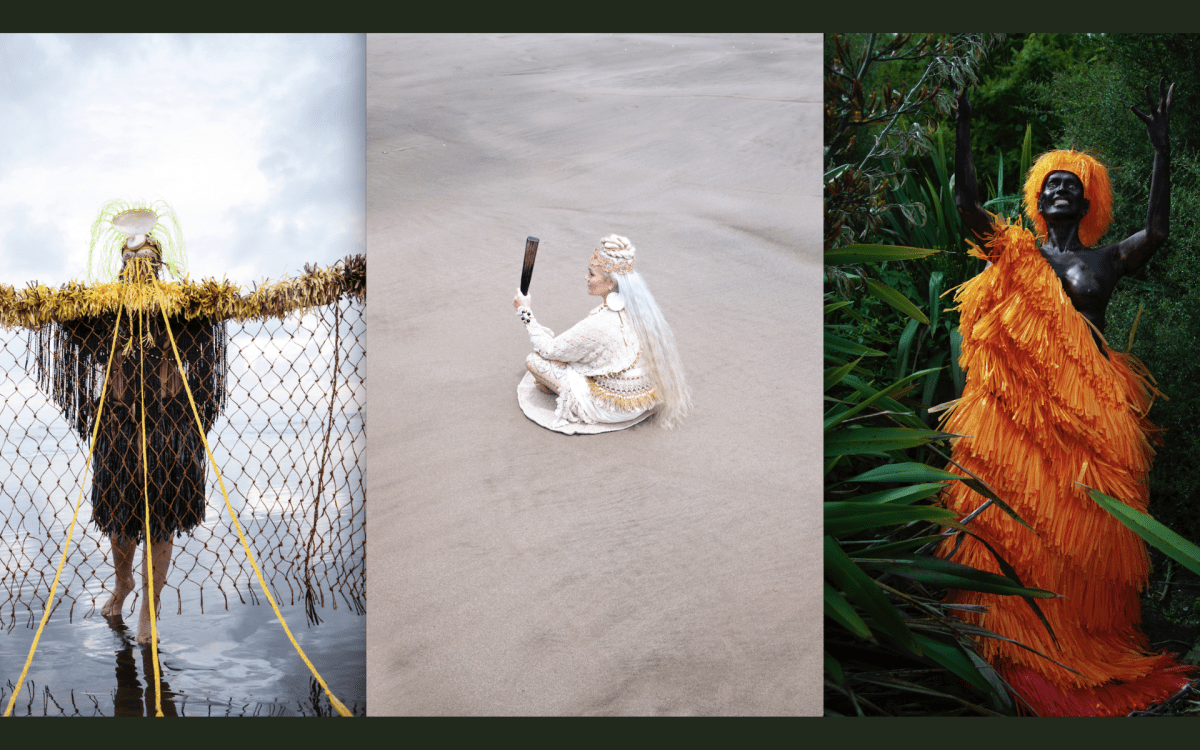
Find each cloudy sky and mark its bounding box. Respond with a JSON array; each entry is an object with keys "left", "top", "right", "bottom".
[{"left": 0, "top": 34, "right": 364, "bottom": 287}]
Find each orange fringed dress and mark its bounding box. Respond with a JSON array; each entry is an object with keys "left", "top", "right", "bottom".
[{"left": 937, "top": 220, "right": 1194, "bottom": 716}]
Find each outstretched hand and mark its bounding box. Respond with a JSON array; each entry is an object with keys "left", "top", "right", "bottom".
[
  {"left": 513, "top": 291, "right": 530, "bottom": 311},
  {"left": 1131, "top": 78, "right": 1174, "bottom": 150}
]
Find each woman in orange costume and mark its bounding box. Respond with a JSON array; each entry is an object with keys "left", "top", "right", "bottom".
[{"left": 939, "top": 81, "right": 1194, "bottom": 716}]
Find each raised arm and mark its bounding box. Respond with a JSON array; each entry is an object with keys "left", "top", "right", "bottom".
[
  {"left": 953, "top": 89, "right": 995, "bottom": 242},
  {"left": 1115, "top": 79, "right": 1174, "bottom": 276},
  {"left": 526, "top": 314, "right": 629, "bottom": 372}
]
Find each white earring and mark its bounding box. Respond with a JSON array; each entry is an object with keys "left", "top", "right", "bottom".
[{"left": 605, "top": 292, "right": 625, "bottom": 311}]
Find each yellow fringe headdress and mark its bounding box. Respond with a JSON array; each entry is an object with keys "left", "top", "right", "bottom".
[
  {"left": 88, "top": 199, "right": 187, "bottom": 283},
  {"left": 1022, "top": 150, "right": 1113, "bottom": 247}
]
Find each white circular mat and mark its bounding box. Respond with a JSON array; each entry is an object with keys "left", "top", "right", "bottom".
[{"left": 517, "top": 372, "right": 654, "bottom": 435}]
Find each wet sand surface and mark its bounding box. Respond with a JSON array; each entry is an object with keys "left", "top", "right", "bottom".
[{"left": 367, "top": 33, "right": 821, "bottom": 715}]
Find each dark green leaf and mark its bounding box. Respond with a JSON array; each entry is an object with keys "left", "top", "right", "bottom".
[
  {"left": 951, "top": 529, "right": 1059, "bottom": 646},
  {"left": 848, "top": 534, "right": 945, "bottom": 557},
  {"left": 866, "top": 277, "right": 931, "bottom": 325},
  {"left": 824, "top": 427, "right": 951, "bottom": 457},
  {"left": 825, "top": 503, "right": 962, "bottom": 537},
  {"left": 824, "top": 358, "right": 862, "bottom": 393},
  {"left": 1086, "top": 487, "right": 1200, "bottom": 576},
  {"left": 826, "top": 333, "right": 887, "bottom": 358},
  {"left": 925, "top": 176, "right": 946, "bottom": 243},
  {"left": 928, "top": 271, "right": 944, "bottom": 329},
  {"left": 922, "top": 352, "right": 946, "bottom": 415},
  {"left": 896, "top": 317, "right": 920, "bottom": 379},
  {"left": 825, "top": 244, "right": 940, "bottom": 264},
  {"left": 950, "top": 327, "right": 965, "bottom": 396},
  {"left": 855, "top": 554, "right": 1058, "bottom": 598},
  {"left": 837, "top": 483, "right": 946, "bottom": 505},
  {"left": 824, "top": 367, "right": 941, "bottom": 431},
  {"left": 844, "top": 462, "right": 961, "bottom": 484},
  {"left": 825, "top": 537, "right": 921, "bottom": 655},
  {"left": 949, "top": 470, "right": 1036, "bottom": 533},
  {"left": 825, "top": 581, "right": 872, "bottom": 640},
  {"left": 850, "top": 675, "right": 1002, "bottom": 715},
  {"left": 824, "top": 650, "right": 846, "bottom": 686},
  {"left": 913, "top": 633, "right": 995, "bottom": 694},
  {"left": 840, "top": 375, "right": 927, "bottom": 429},
  {"left": 1019, "top": 123, "right": 1032, "bottom": 189}
]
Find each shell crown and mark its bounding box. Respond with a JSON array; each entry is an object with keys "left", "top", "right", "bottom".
[
  {"left": 88, "top": 198, "right": 187, "bottom": 283},
  {"left": 591, "top": 233, "right": 636, "bottom": 275}
]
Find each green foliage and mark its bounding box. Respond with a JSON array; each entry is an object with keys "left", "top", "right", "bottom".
[
  {"left": 824, "top": 245, "right": 1057, "bottom": 716},
  {"left": 871, "top": 124, "right": 1034, "bottom": 416},
  {"left": 1088, "top": 488, "right": 1200, "bottom": 577},
  {"left": 825, "top": 33, "right": 1001, "bottom": 249},
  {"left": 1028, "top": 35, "right": 1200, "bottom": 542},
  {"left": 968, "top": 34, "right": 1099, "bottom": 195},
  {"left": 823, "top": 70, "right": 1067, "bottom": 712},
  {"left": 825, "top": 30, "right": 1200, "bottom": 717}
]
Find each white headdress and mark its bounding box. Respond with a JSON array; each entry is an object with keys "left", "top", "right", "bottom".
[
  {"left": 88, "top": 199, "right": 186, "bottom": 283},
  {"left": 591, "top": 234, "right": 636, "bottom": 275}
]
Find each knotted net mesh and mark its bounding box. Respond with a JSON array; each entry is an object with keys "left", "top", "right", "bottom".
[{"left": 0, "top": 258, "right": 365, "bottom": 630}]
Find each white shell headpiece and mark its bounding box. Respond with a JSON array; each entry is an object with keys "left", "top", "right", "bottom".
[
  {"left": 88, "top": 199, "right": 186, "bottom": 282},
  {"left": 590, "top": 234, "right": 636, "bottom": 275}
]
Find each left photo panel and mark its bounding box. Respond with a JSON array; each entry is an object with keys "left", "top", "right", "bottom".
[{"left": 0, "top": 34, "right": 366, "bottom": 717}]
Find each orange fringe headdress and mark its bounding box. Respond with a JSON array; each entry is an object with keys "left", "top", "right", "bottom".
[{"left": 1022, "top": 150, "right": 1113, "bottom": 247}]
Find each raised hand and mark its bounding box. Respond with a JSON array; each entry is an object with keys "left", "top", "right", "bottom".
[
  {"left": 1131, "top": 78, "right": 1174, "bottom": 151},
  {"left": 953, "top": 86, "right": 992, "bottom": 241}
]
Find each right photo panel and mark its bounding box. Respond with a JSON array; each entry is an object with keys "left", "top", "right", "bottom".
[
  {"left": 825, "top": 33, "right": 1200, "bottom": 716},
  {"left": 367, "top": 33, "right": 821, "bottom": 715}
]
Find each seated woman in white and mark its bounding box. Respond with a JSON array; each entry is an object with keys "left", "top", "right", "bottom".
[{"left": 513, "top": 234, "right": 690, "bottom": 429}]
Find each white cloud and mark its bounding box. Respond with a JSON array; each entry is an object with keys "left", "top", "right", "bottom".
[{"left": 0, "top": 34, "right": 364, "bottom": 287}]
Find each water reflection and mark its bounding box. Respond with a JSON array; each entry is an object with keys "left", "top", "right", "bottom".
[
  {"left": 106, "top": 617, "right": 180, "bottom": 717},
  {"left": 1, "top": 598, "right": 365, "bottom": 716}
]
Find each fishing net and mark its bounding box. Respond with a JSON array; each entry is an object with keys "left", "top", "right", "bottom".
[{"left": 0, "top": 256, "right": 365, "bottom": 630}]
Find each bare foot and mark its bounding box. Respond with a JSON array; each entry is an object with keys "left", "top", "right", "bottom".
[
  {"left": 135, "top": 538, "right": 173, "bottom": 645},
  {"left": 136, "top": 600, "right": 158, "bottom": 644},
  {"left": 105, "top": 534, "right": 136, "bottom": 619},
  {"left": 535, "top": 381, "right": 555, "bottom": 395},
  {"left": 101, "top": 589, "right": 131, "bottom": 618}
]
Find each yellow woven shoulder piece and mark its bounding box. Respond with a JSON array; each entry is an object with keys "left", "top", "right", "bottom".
[{"left": 0, "top": 255, "right": 365, "bottom": 329}]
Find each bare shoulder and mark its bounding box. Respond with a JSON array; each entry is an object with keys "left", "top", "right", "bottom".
[
  {"left": 1110, "top": 228, "right": 1153, "bottom": 276},
  {"left": 1094, "top": 238, "right": 1124, "bottom": 259}
]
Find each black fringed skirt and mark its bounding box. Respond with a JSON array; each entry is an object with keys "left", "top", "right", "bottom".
[{"left": 33, "top": 312, "right": 227, "bottom": 543}]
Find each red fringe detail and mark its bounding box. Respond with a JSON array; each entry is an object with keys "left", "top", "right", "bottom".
[
  {"left": 938, "top": 220, "right": 1197, "bottom": 714},
  {"left": 1006, "top": 662, "right": 1193, "bottom": 717}
]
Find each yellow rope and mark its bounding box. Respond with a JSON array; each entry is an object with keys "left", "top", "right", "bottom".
[
  {"left": 137, "top": 307, "right": 164, "bottom": 716},
  {"left": 153, "top": 283, "right": 352, "bottom": 717},
  {"left": 3, "top": 304, "right": 126, "bottom": 718}
]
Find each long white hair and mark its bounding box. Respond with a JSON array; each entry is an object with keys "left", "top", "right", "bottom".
[{"left": 611, "top": 268, "right": 691, "bottom": 429}]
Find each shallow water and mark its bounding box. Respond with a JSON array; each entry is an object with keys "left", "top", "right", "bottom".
[{"left": 0, "top": 597, "right": 365, "bottom": 716}]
